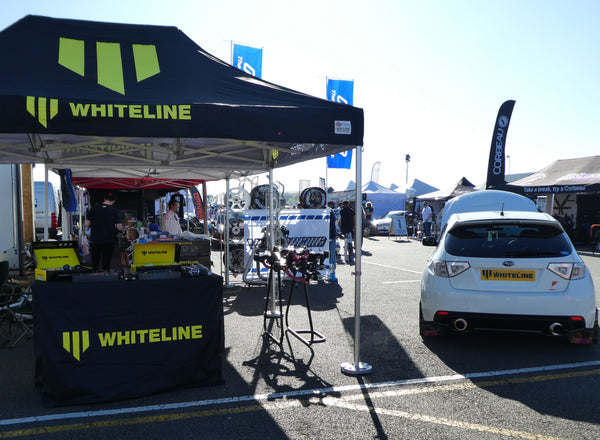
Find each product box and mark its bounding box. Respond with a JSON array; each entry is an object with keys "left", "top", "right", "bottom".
[
  {"left": 176, "top": 240, "right": 211, "bottom": 268},
  {"left": 32, "top": 241, "right": 85, "bottom": 282},
  {"left": 131, "top": 242, "right": 178, "bottom": 273}
]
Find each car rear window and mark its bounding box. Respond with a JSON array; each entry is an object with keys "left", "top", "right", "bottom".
[{"left": 445, "top": 222, "right": 572, "bottom": 258}]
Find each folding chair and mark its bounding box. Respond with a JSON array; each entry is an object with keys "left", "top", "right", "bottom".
[
  {"left": 6, "top": 294, "right": 33, "bottom": 347},
  {"left": 0, "top": 260, "right": 33, "bottom": 348},
  {"left": 591, "top": 224, "right": 600, "bottom": 254}
]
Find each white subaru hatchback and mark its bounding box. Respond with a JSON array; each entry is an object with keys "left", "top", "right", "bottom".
[{"left": 420, "top": 210, "right": 598, "bottom": 344}]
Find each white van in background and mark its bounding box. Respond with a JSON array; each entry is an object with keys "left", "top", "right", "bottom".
[{"left": 34, "top": 181, "right": 61, "bottom": 240}]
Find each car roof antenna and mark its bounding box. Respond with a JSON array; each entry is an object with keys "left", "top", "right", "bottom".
[{"left": 500, "top": 202, "right": 505, "bottom": 216}]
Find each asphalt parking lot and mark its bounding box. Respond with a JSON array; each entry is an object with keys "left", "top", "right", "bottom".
[{"left": 1, "top": 236, "right": 600, "bottom": 439}]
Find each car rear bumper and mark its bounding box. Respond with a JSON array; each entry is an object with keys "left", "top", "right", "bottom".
[
  {"left": 432, "top": 310, "right": 592, "bottom": 335},
  {"left": 420, "top": 274, "right": 597, "bottom": 327}
]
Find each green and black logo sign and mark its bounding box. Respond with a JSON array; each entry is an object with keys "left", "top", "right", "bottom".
[
  {"left": 63, "top": 330, "right": 90, "bottom": 361},
  {"left": 27, "top": 37, "right": 192, "bottom": 128},
  {"left": 62, "top": 325, "right": 203, "bottom": 362},
  {"left": 58, "top": 37, "right": 160, "bottom": 94}
]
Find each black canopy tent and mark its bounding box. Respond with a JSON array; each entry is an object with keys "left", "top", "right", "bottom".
[
  {"left": 0, "top": 15, "right": 363, "bottom": 179},
  {"left": 0, "top": 13, "right": 364, "bottom": 285},
  {"left": 0, "top": 15, "right": 372, "bottom": 378}
]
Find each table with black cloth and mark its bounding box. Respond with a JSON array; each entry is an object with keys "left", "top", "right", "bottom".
[{"left": 32, "top": 274, "right": 224, "bottom": 407}]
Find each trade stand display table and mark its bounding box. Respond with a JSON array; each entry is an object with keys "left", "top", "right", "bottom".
[{"left": 32, "top": 275, "right": 224, "bottom": 407}]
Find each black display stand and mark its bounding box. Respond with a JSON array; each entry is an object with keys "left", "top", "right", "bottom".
[
  {"left": 263, "top": 265, "right": 285, "bottom": 345},
  {"left": 284, "top": 273, "right": 326, "bottom": 346},
  {"left": 257, "top": 249, "right": 326, "bottom": 347}
]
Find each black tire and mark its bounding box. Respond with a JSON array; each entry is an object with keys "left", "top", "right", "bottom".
[
  {"left": 223, "top": 245, "right": 245, "bottom": 274},
  {"left": 299, "top": 187, "right": 326, "bottom": 209},
  {"left": 250, "top": 185, "right": 281, "bottom": 209}
]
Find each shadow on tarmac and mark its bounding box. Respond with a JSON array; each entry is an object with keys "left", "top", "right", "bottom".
[
  {"left": 241, "top": 332, "right": 340, "bottom": 399},
  {"left": 223, "top": 278, "right": 344, "bottom": 318},
  {"left": 423, "top": 331, "right": 600, "bottom": 425},
  {"left": 342, "top": 315, "right": 424, "bottom": 380}
]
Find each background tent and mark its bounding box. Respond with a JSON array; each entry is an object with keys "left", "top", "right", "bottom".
[
  {"left": 405, "top": 178, "right": 439, "bottom": 197},
  {"left": 0, "top": 15, "right": 364, "bottom": 181},
  {"left": 361, "top": 181, "right": 406, "bottom": 219},
  {"left": 333, "top": 180, "right": 405, "bottom": 219},
  {"left": 510, "top": 156, "right": 600, "bottom": 195},
  {"left": 417, "top": 177, "right": 477, "bottom": 219},
  {"left": 509, "top": 156, "right": 600, "bottom": 242},
  {"left": 417, "top": 177, "right": 477, "bottom": 202}
]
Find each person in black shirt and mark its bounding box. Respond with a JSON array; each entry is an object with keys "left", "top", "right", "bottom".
[
  {"left": 86, "top": 192, "right": 123, "bottom": 271},
  {"left": 327, "top": 201, "right": 338, "bottom": 282},
  {"left": 339, "top": 199, "right": 355, "bottom": 264}
]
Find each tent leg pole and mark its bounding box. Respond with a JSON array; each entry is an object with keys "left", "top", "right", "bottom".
[
  {"left": 224, "top": 177, "right": 234, "bottom": 288},
  {"left": 265, "top": 167, "right": 281, "bottom": 318},
  {"left": 341, "top": 145, "right": 372, "bottom": 376},
  {"left": 43, "top": 167, "right": 49, "bottom": 241},
  {"left": 202, "top": 182, "right": 209, "bottom": 235}
]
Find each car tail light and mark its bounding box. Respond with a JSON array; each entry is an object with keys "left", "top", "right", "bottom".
[
  {"left": 429, "top": 260, "right": 470, "bottom": 278},
  {"left": 51, "top": 212, "right": 58, "bottom": 228},
  {"left": 547, "top": 262, "right": 586, "bottom": 280}
]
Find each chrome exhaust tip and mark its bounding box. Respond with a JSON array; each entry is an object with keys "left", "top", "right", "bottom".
[
  {"left": 549, "top": 322, "right": 566, "bottom": 336},
  {"left": 453, "top": 318, "right": 468, "bottom": 332}
]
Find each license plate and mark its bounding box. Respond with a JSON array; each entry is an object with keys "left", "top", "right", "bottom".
[{"left": 481, "top": 269, "right": 535, "bottom": 281}]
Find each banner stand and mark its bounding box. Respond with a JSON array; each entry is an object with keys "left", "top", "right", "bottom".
[{"left": 389, "top": 215, "right": 408, "bottom": 241}]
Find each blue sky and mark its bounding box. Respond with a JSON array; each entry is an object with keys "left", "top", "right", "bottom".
[{"left": 5, "top": 1, "right": 600, "bottom": 195}]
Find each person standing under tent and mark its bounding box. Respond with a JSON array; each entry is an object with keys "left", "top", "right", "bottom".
[
  {"left": 163, "top": 199, "right": 183, "bottom": 236},
  {"left": 339, "top": 199, "right": 355, "bottom": 265},
  {"left": 422, "top": 201, "right": 433, "bottom": 239},
  {"left": 327, "top": 201, "right": 338, "bottom": 282},
  {"left": 86, "top": 192, "right": 123, "bottom": 272}
]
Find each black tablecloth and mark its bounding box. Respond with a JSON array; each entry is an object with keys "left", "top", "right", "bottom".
[{"left": 33, "top": 275, "right": 224, "bottom": 406}]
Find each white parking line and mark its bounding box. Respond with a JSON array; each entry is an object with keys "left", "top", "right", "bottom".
[
  {"left": 325, "top": 399, "right": 570, "bottom": 440},
  {"left": 381, "top": 280, "right": 420, "bottom": 284},
  {"left": 2, "top": 360, "right": 599, "bottom": 427},
  {"left": 362, "top": 261, "right": 422, "bottom": 274}
]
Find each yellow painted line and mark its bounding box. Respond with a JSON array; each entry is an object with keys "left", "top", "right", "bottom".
[
  {"left": 0, "top": 405, "right": 269, "bottom": 439},
  {"left": 326, "top": 400, "right": 569, "bottom": 440},
  {"left": 2, "top": 369, "right": 597, "bottom": 439}
]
